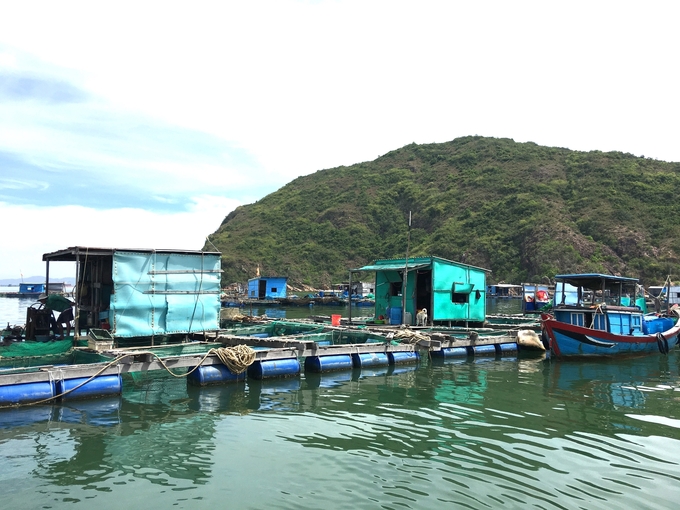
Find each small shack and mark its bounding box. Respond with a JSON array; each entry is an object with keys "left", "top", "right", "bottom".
[
  {"left": 352, "top": 256, "right": 490, "bottom": 326},
  {"left": 487, "top": 283, "right": 522, "bottom": 298},
  {"left": 41, "top": 246, "right": 222, "bottom": 339},
  {"left": 247, "top": 276, "right": 288, "bottom": 300}
]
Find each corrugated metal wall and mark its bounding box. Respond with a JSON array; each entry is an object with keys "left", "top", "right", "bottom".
[
  {"left": 110, "top": 251, "right": 221, "bottom": 337},
  {"left": 432, "top": 259, "right": 486, "bottom": 322}
]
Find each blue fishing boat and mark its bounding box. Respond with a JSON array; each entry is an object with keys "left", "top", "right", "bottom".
[{"left": 542, "top": 273, "right": 680, "bottom": 358}]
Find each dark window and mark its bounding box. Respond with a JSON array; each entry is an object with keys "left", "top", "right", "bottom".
[
  {"left": 451, "top": 292, "right": 467, "bottom": 304},
  {"left": 270, "top": 287, "right": 277, "bottom": 293}
]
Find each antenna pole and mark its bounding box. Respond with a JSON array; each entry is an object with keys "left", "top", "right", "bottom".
[{"left": 402, "top": 211, "right": 412, "bottom": 325}]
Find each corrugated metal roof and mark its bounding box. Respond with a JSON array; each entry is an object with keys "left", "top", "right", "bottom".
[
  {"left": 43, "top": 246, "right": 221, "bottom": 262},
  {"left": 354, "top": 262, "right": 431, "bottom": 272}
]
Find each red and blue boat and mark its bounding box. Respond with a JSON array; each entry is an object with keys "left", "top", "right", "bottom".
[{"left": 541, "top": 273, "right": 680, "bottom": 358}]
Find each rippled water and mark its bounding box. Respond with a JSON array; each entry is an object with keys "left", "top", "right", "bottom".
[{"left": 2, "top": 295, "right": 679, "bottom": 508}]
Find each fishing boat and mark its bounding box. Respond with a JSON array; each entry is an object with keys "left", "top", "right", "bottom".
[{"left": 541, "top": 273, "right": 680, "bottom": 358}]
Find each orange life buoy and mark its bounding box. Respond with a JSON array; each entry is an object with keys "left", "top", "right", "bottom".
[{"left": 536, "top": 290, "right": 549, "bottom": 301}]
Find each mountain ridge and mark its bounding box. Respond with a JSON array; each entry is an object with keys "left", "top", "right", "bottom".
[{"left": 206, "top": 136, "right": 680, "bottom": 288}]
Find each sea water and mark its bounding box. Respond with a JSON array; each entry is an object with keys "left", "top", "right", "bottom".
[{"left": 1, "top": 294, "right": 679, "bottom": 509}]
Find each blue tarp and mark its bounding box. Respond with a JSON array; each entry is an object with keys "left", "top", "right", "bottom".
[{"left": 109, "top": 251, "right": 221, "bottom": 337}]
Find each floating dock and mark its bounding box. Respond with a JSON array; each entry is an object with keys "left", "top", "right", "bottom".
[{"left": 0, "top": 321, "right": 531, "bottom": 407}]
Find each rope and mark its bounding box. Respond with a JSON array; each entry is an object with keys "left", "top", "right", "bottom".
[
  {"left": 212, "top": 345, "right": 256, "bottom": 374},
  {"left": 589, "top": 304, "right": 604, "bottom": 328},
  {"left": 392, "top": 327, "right": 431, "bottom": 344}
]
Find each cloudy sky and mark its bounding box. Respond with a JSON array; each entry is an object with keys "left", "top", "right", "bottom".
[{"left": 1, "top": 1, "right": 678, "bottom": 279}]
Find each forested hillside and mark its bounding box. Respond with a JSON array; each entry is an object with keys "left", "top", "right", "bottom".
[{"left": 206, "top": 136, "right": 680, "bottom": 288}]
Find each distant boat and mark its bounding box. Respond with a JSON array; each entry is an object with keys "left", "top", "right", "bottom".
[{"left": 542, "top": 273, "right": 680, "bottom": 358}]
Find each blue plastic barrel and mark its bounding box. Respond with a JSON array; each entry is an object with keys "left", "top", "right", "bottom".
[
  {"left": 388, "top": 351, "right": 420, "bottom": 364},
  {"left": 58, "top": 374, "right": 122, "bottom": 401},
  {"left": 431, "top": 347, "right": 469, "bottom": 358},
  {"left": 351, "top": 352, "right": 389, "bottom": 368},
  {"left": 248, "top": 358, "right": 301, "bottom": 380},
  {"left": 304, "top": 354, "right": 354, "bottom": 373},
  {"left": 188, "top": 365, "right": 247, "bottom": 386},
  {"left": 497, "top": 342, "right": 518, "bottom": 354},
  {"left": 472, "top": 344, "right": 497, "bottom": 356},
  {"left": 390, "top": 307, "right": 403, "bottom": 325},
  {"left": 0, "top": 381, "right": 55, "bottom": 405}
]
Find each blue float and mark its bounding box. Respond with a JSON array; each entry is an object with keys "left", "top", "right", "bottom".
[
  {"left": 57, "top": 374, "right": 122, "bottom": 401},
  {"left": 0, "top": 381, "right": 55, "bottom": 405},
  {"left": 248, "top": 358, "right": 300, "bottom": 380},
  {"left": 304, "top": 354, "right": 353, "bottom": 373},
  {"left": 351, "top": 352, "right": 389, "bottom": 368},
  {"left": 472, "top": 344, "right": 497, "bottom": 356},
  {"left": 497, "top": 342, "right": 518, "bottom": 354},
  {"left": 431, "top": 347, "right": 469, "bottom": 358},
  {"left": 388, "top": 351, "right": 420, "bottom": 365},
  {"left": 188, "top": 365, "right": 247, "bottom": 386}
]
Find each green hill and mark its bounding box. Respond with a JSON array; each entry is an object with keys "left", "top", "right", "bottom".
[{"left": 206, "top": 136, "right": 680, "bottom": 288}]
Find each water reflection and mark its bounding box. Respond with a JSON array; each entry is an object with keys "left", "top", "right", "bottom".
[{"left": 1, "top": 348, "right": 679, "bottom": 508}]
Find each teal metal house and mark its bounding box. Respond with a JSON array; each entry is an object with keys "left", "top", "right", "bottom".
[
  {"left": 247, "top": 276, "right": 288, "bottom": 300},
  {"left": 42, "top": 247, "right": 222, "bottom": 339},
  {"left": 352, "top": 256, "right": 490, "bottom": 326}
]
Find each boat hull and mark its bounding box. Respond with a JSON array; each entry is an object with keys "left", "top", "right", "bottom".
[{"left": 543, "top": 316, "right": 680, "bottom": 358}]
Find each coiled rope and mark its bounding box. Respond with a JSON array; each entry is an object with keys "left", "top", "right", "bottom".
[{"left": 211, "top": 345, "right": 256, "bottom": 374}]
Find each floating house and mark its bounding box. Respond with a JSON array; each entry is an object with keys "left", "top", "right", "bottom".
[
  {"left": 333, "top": 281, "right": 374, "bottom": 298},
  {"left": 247, "top": 276, "right": 288, "bottom": 300},
  {"left": 487, "top": 283, "right": 522, "bottom": 298},
  {"left": 41, "top": 246, "right": 222, "bottom": 340},
  {"left": 352, "top": 256, "right": 490, "bottom": 326},
  {"left": 0, "top": 282, "right": 68, "bottom": 298}
]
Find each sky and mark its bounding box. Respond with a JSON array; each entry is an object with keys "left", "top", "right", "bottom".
[{"left": 1, "top": 0, "right": 679, "bottom": 279}]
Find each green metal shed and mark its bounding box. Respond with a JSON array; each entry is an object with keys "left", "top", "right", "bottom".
[{"left": 353, "top": 256, "right": 490, "bottom": 326}]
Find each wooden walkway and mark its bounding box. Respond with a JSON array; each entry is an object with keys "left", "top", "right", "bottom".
[{"left": 0, "top": 326, "right": 522, "bottom": 388}]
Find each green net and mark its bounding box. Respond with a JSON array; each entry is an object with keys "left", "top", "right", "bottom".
[{"left": 0, "top": 338, "right": 74, "bottom": 358}]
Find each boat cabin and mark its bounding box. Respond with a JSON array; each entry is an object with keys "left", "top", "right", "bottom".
[
  {"left": 522, "top": 283, "right": 553, "bottom": 313},
  {"left": 352, "top": 256, "right": 489, "bottom": 326},
  {"left": 41, "top": 246, "right": 222, "bottom": 339},
  {"left": 247, "top": 276, "right": 288, "bottom": 300},
  {"left": 552, "top": 274, "right": 651, "bottom": 335}
]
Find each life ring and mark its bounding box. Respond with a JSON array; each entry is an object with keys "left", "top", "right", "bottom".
[{"left": 536, "top": 290, "right": 549, "bottom": 301}]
